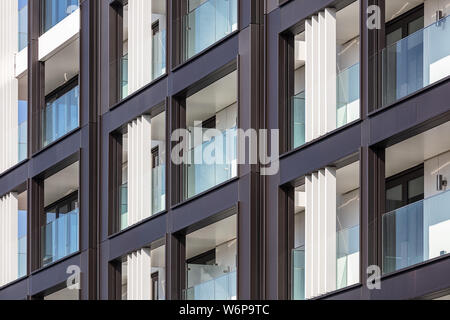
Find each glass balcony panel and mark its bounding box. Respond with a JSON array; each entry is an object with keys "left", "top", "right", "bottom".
[
  {"left": 336, "top": 225, "right": 360, "bottom": 289},
  {"left": 337, "top": 63, "right": 360, "bottom": 128},
  {"left": 185, "top": 127, "right": 237, "bottom": 199},
  {"left": 121, "top": 55, "right": 129, "bottom": 100},
  {"left": 120, "top": 183, "right": 128, "bottom": 230},
  {"left": 183, "top": 0, "right": 238, "bottom": 61},
  {"left": 291, "top": 246, "right": 305, "bottom": 300},
  {"left": 152, "top": 164, "right": 166, "bottom": 215},
  {"left": 291, "top": 91, "right": 305, "bottom": 149},
  {"left": 18, "top": 1, "right": 28, "bottom": 51},
  {"left": 41, "top": 209, "right": 79, "bottom": 267},
  {"left": 42, "top": 85, "right": 79, "bottom": 147},
  {"left": 382, "top": 16, "right": 450, "bottom": 107},
  {"left": 382, "top": 189, "right": 450, "bottom": 274},
  {"left": 42, "top": 0, "right": 79, "bottom": 34},
  {"left": 152, "top": 29, "right": 166, "bottom": 80},
  {"left": 18, "top": 235, "right": 27, "bottom": 278},
  {"left": 185, "top": 264, "right": 236, "bottom": 300}
]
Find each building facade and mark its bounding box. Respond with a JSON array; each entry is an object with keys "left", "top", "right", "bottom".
[{"left": 0, "top": 0, "right": 449, "bottom": 300}]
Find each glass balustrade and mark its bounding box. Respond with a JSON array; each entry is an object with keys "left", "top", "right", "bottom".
[
  {"left": 291, "top": 246, "right": 305, "bottom": 300},
  {"left": 337, "top": 63, "right": 360, "bottom": 128},
  {"left": 152, "top": 29, "right": 166, "bottom": 80},
  {"left": 382, "top": 189, "right": 450, "bottom": 274},
  {"left": 119, "top": 164, "right": 166, "bottom": 230},
  {"left": 18, "top": 120, "right": 27, "bottom": 163},
  {"left": 41, "top": 0, "right": 79, "bottom": 34},
  {"left": 291, "top": 91, "right": 306, "bottom": 150},
  {"left": 121, "top": 55, "right": 129, "bottom": 100},
  {"left": 336, "top": 225, "right": 360, "bottom": 289},
  {"left": 18, "top": 235, "right": 27, "bottom": 278},
  {"left": 41, "top": 209, "right": 79, "bottom": 267},
  {"left": 381, "top": 15, "right": 450, "bottom": 107},
  {"left": 41, "top": 85, "right": 79, "bottom": 148},
  {"left": 120, "top": 183, "right": 128, "bottom": 231},
  {"left": 183, "top": 0, "right": 238, "bottom": 61},
  {"left": 18, "top": 1, "right": 28, "bottom": 51},
  {"left": 152, "top": 164, "right": 166, "bottom": 215},
  {"left": 185, "top": 127, "right": 237, "bottom": 199},
  {"left": 185, "top": 264, "right": 237, "bottom": 300}
]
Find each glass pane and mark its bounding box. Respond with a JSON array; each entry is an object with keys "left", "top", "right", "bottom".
[
  {"left": 185, "top": 264, "right": 236, "bottom": 300},
  {"left": 183, "top": 0, "right": 238, "bottom": 61},
  {"left": 386, "top": 184, "right": 403, "bottom": 212},
  {"left": 42, "top": 0, "right": 79, "bottom": 34},
  {"left": 291, "top": 247, "right": 305, "bottom": 300},
  {"left": 337, "top": 63, "right": 360, "bottom": 128},
  {"left": 186, "top": 127, "right": 237, "bottom": 199},
  {"left": 382, "top": 16, "right": 450, "bottom": 107},
  {"left": 291, "top": 92, "right": 305, "bottom": 149},
  {"left": 408, "top": 176, "right": 424, "bottom": 200},
  {"left": 386, "top": 28, "right": 402, "bottom": 46},
  {"left": 42, "top": 85, "right": 79, "bottom": 147},
  {"left": 408, "top": 16, "right": 424, "bottom": 36},
  {"left": 41, "top": 208, "right": 79, "bottom": 266},
  {"left": 382, "top": 189, "right": 450, "bottom": 274},
  {"left": 18, "top": 0, "right": 28, "bottom": 51}
]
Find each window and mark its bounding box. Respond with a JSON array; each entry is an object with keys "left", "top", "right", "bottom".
[
  {"left": 185, "top": 214, "right": 237, "bottom": 300},
  {"left": 41, "top": 161, "right": 79, "bottom": 267},
  {"left": 183, "top": 70, "right": 238, "bottom": 200},
  {"left": 288, "top": 0, "right": 360, "bottom": 151},
  {"left": 121, "top": 241, "right": 166, "bottom": 300},
  {"left": 111, "top": 0, "right": 167, "bottom": 103},
  {"left": 292, "top": 157, "right": 360, "bottom": 299},
  {"left": 118, "top": 110, "right": 166, "bottom": 231}
]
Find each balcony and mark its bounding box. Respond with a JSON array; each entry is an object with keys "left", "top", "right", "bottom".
[
  {"left": 41, "top": 0, "right": 79, "bottom": 35},
  {"left": 291, "top": 92, "right": 305, "bottom": 150},
  {"left": 120, "top": 165, "right": 166, "bottom": 231},
  {"left": 382, "top": 15, "right": 450, "bottom": 107},
  {"left": 291, "top": 246, "right": 305, "bottom": 300},
  {"left": 336, "top": 225, "right": 360, "bottom": 289},
  {"left": 41, "top": 84, "right": 79, "bottom": 148},
  {"left": 41, "top": 208, "right": 79, "bottom": 267},
  {"left": 185, "top": 265, "right": 237, "bottom": 300},
  {"left": 18, "top": 235, "right": 27, "bottom": 278},
  {"left": 382, "top": 189, "right": 450, "bottom": 274},
  {"left": 152, "top": 29, "right": 166, "bottom": 80},
  {"left": 120, "top": 55, "right": 128, "bottom": 100},
  {"left": 183, "top": 0, "right": 238, "bottom": 62},
  {"left": 337, "top": 63, "right": 360, "bottom": 128},
  {"left": 185, "top": 127, "right": 237, "bottom": 198}
]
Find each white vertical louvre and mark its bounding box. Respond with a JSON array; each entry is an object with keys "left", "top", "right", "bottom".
[
  {"left": 128, "top": 0, "right": 153, "bottom": 94},
  {"left": 127, "top": 248, "right": 152, "bottom": 300},
  {"left": 0, "top": 0, "right": 19, "bottom": 173},
  {"left": 127, "top": 115, "right": 152, "bottom": 226},
  {"left": 304, "top": 8, "right": 337, "bottom": 142},
  {"left": 304, "top": 167, "right": 337, "bottom": 299},
  {"left": 0, "top": 193, "right": 19, "bottom": 287}
]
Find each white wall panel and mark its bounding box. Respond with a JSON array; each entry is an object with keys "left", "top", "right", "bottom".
[
  {"left": 128, "top": 0, "right": 153, "bottom": 93},
  {"left": 304, "top": 9, "right": 337, "bottom": 141},
  {"left": 127, "top": 248, "right": 152, "bottom": 300},
  {"left": 0, "top": 0, "right": 19, "bottom": 174},
  {"left": 127, "top": 116, "right": 152, "bottom": 226},
  {"left": 0, "top": 193, "right": 19, "bottom": 287}
]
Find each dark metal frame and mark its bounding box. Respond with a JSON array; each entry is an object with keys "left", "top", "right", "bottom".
[{"left": 1, "top": 0, "right": 450, "bottom": 301}]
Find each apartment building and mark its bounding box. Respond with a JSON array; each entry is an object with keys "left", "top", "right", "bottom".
[{"left": 0, "top": 0, "right": 449, "bottom": 300}]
